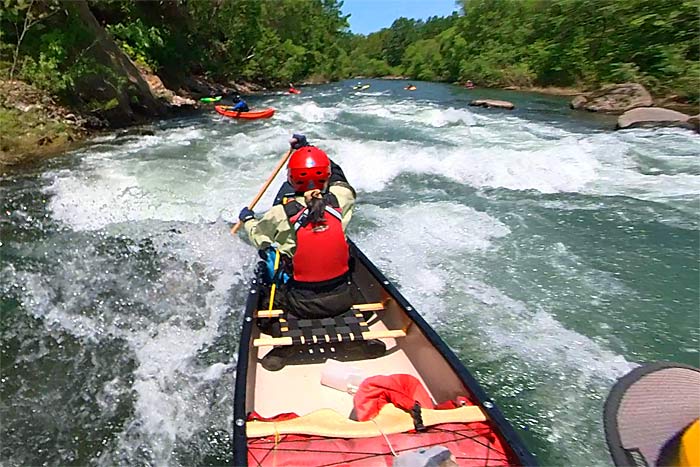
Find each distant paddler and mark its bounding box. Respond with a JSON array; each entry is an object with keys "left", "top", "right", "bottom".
[{"left": 404, "top": 83, "right": 417, "bottom": 91}]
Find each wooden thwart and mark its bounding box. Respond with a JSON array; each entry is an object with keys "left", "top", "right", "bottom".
[
  {"left": 351, "top": 302, "right": 385, "bottom": 312},
  {"left": 255, "top": 309, "right": 284, "bottom": 318},
  {"left": 253, "top": 329, "right": 406, "bottom": 347},
  {"left": 246, "top": 403, "right": 486, "bottom": 438},
  {"left": 255, "top": 302, "right": 384, "bottom": 319}
]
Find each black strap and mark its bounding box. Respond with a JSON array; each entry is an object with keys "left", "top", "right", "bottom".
[
  {"left": 274, "top": 311, "right": 369, "bottom": 345},
  {"left": 324, "top": 192, "right": 340, "bottom": 208},
  {"left": 282, "top": 199, "right": 304, "bottom": 219},
  {"left": 411, "top": 401, "right": 426, "bottom": 432}
]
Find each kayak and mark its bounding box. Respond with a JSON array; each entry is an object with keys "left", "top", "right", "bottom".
[
  {"left": 200, "top": 96, "right": 222, "bottom": 103},
  {"left": 233, "top": 239, "right": 536, "bottom": 466},
  {"left": 215, "top": 105, "right": 275, "bottom": 120},
  {"left": 405, "top": 86, "right": 417, "bottom": 91},
  {"left": 288, "top": 88, "right": 301, "bottom": 94},
  {"left": 353, "top": 84, "right": 370, "bottom": 90}
]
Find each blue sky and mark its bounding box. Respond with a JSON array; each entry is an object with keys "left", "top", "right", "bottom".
[{"left": 342, "top": 0, "right": 460, "bottom": 35}]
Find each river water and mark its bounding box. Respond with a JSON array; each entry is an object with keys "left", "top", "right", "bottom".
[{"left": 1, "top": 79, "right": 698, "bottom": 466}]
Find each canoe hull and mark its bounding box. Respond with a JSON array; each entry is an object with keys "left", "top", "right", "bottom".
[
  {"left": 214, "top": 105, "right": 275, "bottom": 119},
  {"left": 234, "top": 240, "right": 536, "bottom": 466}
]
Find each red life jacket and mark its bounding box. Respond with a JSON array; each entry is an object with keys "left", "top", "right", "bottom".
[{"left": 283, "top": 194, "right": 349, "bottom": 283}]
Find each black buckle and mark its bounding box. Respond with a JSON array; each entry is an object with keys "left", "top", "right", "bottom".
[{"left": 411, "top": 401, "right": 426, "bottom": 432}]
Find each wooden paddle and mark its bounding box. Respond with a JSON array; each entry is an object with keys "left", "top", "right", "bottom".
[{"left": 230, "top": 147, "right": 295, "bottom": 234}]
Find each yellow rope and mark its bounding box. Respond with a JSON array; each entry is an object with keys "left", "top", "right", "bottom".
[
  {"left": 268, "top": 249, "right": 281, "bottom": 311},
  {"left": 273, "top": 422, "right": 280, "bottom": 447}
]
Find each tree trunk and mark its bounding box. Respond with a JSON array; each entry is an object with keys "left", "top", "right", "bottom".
[{"left": 67, "top": 0, "right": 166, "bottom": 125}]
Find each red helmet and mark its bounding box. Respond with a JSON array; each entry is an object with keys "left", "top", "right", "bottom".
[{"left": 287, "top": 146, "right": 331, "bottom": 192}]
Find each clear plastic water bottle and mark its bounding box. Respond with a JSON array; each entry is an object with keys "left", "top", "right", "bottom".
[{"left": 320, "top": 359, "right": 366, "bottom": 394}]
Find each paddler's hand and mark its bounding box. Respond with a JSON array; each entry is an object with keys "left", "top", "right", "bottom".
[
  {"left": 290, "top": 133, "right": 308, "bottom": 150},
  {"left": 238, "top": 207, "right": 255, "bottom": 223}
]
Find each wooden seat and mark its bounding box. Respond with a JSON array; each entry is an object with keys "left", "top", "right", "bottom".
[
  {"left": 246, "top": 403, "right": 486, "bottom": 438},
  {"left": 254, "top": 329, "right": 405, "bottom": 347},
  {"left": 253, "top": 305, "right": 404, "bottom": 347}
]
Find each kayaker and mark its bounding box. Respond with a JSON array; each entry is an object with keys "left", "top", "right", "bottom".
[
  {"left": 238, "top": 134, "right": 357, "bottom": 319},
  {"left": 231, "top": 94, "right": 250, "bottom": 112}
]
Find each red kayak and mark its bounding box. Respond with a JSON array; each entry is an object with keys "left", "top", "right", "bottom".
[
  {"left": 215, "top": 105, "right": 275, "bottom": 120},
  {"left": 288, "top": 88, "right": 301, "bottom": 94}
]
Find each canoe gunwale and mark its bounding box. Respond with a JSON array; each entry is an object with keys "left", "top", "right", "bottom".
[
  {"left": 233, "top": 239, "right": 537, "bottom": 466},
  {"left": 233, "top": 275, "right": 260, "bottom": 465},
  {"left": 347, "top": 240, "right": 537, "bottom": 466}
]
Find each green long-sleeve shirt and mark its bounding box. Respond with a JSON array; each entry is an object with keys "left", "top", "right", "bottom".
[{"left": 243, "top": 183, "right": 355, "bottom": 257}]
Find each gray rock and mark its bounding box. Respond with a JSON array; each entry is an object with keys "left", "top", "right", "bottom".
[
  {"left": 15, "top": 103, "right": 41, "bottom": 112},
  {"left": 84, "top": 115, "right": 108, "bottom": 129},
  {"left": 570, "top": 83, "right": 653, "bottom": 113},
  {"left": 116, "top": 126, "right": 156, "bottom": 138},
  {"left": 616, "top": 107, "right": 693, "bottom": 130},
  {"left": 469, "top": 99, "right": 515, "bottom": 110}
]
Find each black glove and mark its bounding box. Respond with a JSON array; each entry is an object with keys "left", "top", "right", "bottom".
[
  {"left": 238, "top": 207, "right": 254, "bottom": 223},
  {"left": 290, "top": 133, "right": 308, "bottom": 150}
]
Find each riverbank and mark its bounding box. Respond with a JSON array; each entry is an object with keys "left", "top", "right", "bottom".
[
  {"left": 0, "top": 80, "right": 92, "bottom": 169},
  {"left": 505, "top": 85, "right": 582, "bottom": 96},
  {"left": 510, "top": 84, "right": 698, "bottom": 115},
  {"left": 3, "top": 76, "right": 695, "bottom": 171},
  {"left": 0, "top": 74, "right": 274, "bottom": 170}
]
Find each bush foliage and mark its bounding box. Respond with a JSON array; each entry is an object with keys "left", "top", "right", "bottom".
[{"left": 1, "top": 0, "right": 696, "bottom": 102}]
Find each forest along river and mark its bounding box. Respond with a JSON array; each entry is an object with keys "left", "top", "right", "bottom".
[{"left": 1, "top": 79, "right": 698, "bottom": 466}]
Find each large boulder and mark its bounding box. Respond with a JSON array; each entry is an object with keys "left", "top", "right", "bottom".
[
  {"left": 67, "top": 0, "right": 166, "bottom": 127},
  {"left": 570, "top": 83, "right": 653, "bottom": 113},
  {"left": 616, "top": 107, "right": 695, "bottom": 130},
  {"left": 469, "top": 99, "right": 515, "bottom": 110},
  {"left": 137, "top": 65, "right": 196, "bottom": 110}
]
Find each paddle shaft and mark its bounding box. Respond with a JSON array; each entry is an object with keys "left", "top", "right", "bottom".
[{"left": 231, "top": 148, "right": 294, "bottom": 234}]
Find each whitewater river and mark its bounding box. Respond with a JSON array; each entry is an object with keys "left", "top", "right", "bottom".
[{"left": 1, "top": 79, "right": 698, "bottom": 466}]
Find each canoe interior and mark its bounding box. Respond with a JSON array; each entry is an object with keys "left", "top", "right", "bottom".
[
  {"left": 234, "top": 241, "right": 535, "bottom": 466},
  {"left": 247, "top": 261, "right": 469, "bottom": 418}
]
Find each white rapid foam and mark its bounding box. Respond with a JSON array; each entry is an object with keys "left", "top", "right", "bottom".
[
  {"left": 26, "top": 83, "right": 696, "bottom": 467},
  {"left": 353, "top": 202, "right": 634, "bottom": 378},
  {"left": 9, "top": 221, "right": 252, "bottom": 465},
  {"left": 44, "top": 123, "right": 294, "bottom": 230},
  {"left": 45, "top": 94, "right": 698, "bottom": 234},
  {"left": 353, "top": 199, "right": 636, "bottom": 466}
]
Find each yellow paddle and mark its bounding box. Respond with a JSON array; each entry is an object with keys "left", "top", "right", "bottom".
[{"left": 230, "top": 147, "right": 294, "bottom": 235}]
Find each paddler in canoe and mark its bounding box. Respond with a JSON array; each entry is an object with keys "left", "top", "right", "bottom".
[
  {"left": 404, "top": 84, "right": 417, "bottom": 91},
  {"left": 288, "top": 83, "right": 301, "bottom": 94},
  {"left": 237, "top": 133, "right": 358, "bottom": 321}
]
